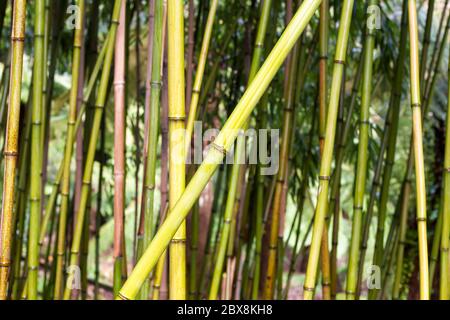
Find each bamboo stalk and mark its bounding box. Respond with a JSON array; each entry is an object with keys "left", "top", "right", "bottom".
[
  {"left": 27, "top": 0, "right": 46, "bottom": 299},
  {"left": 117, "top": 0, "right": 322, "bottom": 300},
  {"left": 264, "top": 35, "right": 300, "bottom": 300},
  {"left": 167, "top": 0, "right": 187, "bottom": 300},
  {"left": 345, "top": 0, "right": 377, "bottom": 300},
  {"left": 138, "top": 0, "right": 165, "bottom": 299},
  {"left": 53, "top": 0, "right": 86, "bottom": 299},
  {"left": 407, "top": 0, "right": 429, "bottom": 300},
  {"left": 185, "top": 0, "right": 219, "bottom": 155},
  {"left": 440, "top": 48, "right": 450, "bottom": 300},
  {"left": 113, "top": 0, "right": 126, "bottom": 297},
  {"left": 303, "top": 0, "right": 354, "bottom": 300},
  {"left": 63, "top": 0, "right": 122, "bottom": 300}
]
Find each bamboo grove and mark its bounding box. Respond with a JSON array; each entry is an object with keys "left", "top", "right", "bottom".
[{"left": 0, "top": 0, "right": 448, "bottom": 301}]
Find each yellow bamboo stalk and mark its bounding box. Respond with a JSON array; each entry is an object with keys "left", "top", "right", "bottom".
[
  {"left": 168, "top": 0, "right": 186, "bottom": 300},
  {"left": 0, "top": 0, "right": 27, "bottom": 300},
  {"left": 408, "top": 0, "right": 429, "bottom": 300}
]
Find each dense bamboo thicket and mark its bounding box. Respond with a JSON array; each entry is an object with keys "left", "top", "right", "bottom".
[{"left": 0, "top": 0, "right": 449, "bottom": 301}]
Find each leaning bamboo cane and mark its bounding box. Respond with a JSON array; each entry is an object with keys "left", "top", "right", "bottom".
[
  {"left": 113, "top": 0, "right": 126, "bottom": 297},
  {"left": 167, "top": 0, "right": 187, "bottom": 300},
  {"left": 27, "top": 0, "right": 46, "bottom": 300},
  {"left": 345, "top": 0, "right": 377, "bottom": 300},
  {"left": 440, "top": 49, "right": 450, "bottom": 300},
  {"left": 117, "top": 0, "right": 322, "bottom": 300},
  {"left": 53, "top": 0, "right": 85, "bottom": 299},
  {"left": 407, "top": 0, "right": 429, "bottom": 300},
  {"left": 303, "top": 0, "right": 354, "bottom": 300},
  {"left": 63, "top": 0, "right": 122, "bottom": 300}
]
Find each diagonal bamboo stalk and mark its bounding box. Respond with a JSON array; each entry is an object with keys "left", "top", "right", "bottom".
[
  {"left": 303, "top": 0, "right": 354, "bottom": 300},
  {"left": 117, "top": 0, "right": 322, "bottom": 300}
]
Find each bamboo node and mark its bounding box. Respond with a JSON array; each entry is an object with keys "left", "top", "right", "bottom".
[
  {"left": 319, "top": 55, "right": 328, "bottom": 60},
  {"left": 224, "top": 219, "right": 232, "bottom": 225},
  {"left": 3, "top": 151, "right": 18, "bottom": 157},
  {"left": 416, "top": 217, "right": 426, "bottom": 222},
  {"left": 168, "top": 115, "right": 186, "bottom": 121},
  {"left": 11, "top": 36, "right": 25, "bottom": 42},
  {"left": 0, "top": 262, "right": 10, "bottom": 268},
  {"left": 192, "top": 88, "right": 201, "bottom": 94},
  {"left": 117, "top": 292, "right": 130, "bottom": 300},
  {"left": 82, "top": 181, "right": 91, "bottom": 186},
  {"left": 255, "top": 42, "right": 264, "bottom": 48},
  {"left": 210, "top": 142, "right": 227, "bottom": 156},
  {"left": 94, "top": 104, "right": 104, "bottom": 109},
  {"left": 171, "top": 238, "right": 187, "bottom": 244},
  {"left": 444, "top": 167, "right": 450, "bottom": 173},
  {"left": 441, "top": 247, "right": 449, "bottom": 252},
  {"left": 268, "top": 245, "right": 277, "bottom": 250},
  {"left": 334, "top": 59, "right": 345, "bottom": 65},
  {"left": 303, "top": 286, "right": 314, "bottom": 292},
  {"left": 150, "top": 81, "right": 162, "bottom": 88},
  {"left": 359, "top": 120, "right": 370, "bottom": 125},
  {"left": 411, "top": 103, "right": 421, "bottom": 109},
  {"left": 319, "top": 175, "right": 330, "bottom": 181},
  {"left": 353, "top": 205, "right": 363, "bottom": 211}
]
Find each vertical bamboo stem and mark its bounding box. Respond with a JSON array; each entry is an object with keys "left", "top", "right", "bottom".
[
  {"left": 303, "top": 0, "right": 353, "bottom": 300},
  {"left": 407, "top": 0, "right": 429, "bottom": 300},
  {"left": 167, "top": 0, "right": 186, "bottom": 300}
]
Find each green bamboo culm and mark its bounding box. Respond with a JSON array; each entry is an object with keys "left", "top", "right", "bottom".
[
  {"left": 185, "top": 0, "right": 219, "bottom": 154},
  {"left": 303, "top": 0, "right": 354, "bottom": 300},
  {"left": 117, "top": 0, "right": 322, "bottom": 300},
  {"left": 27, "top": 0, "right": 46, "bottom": 300},
  {"left": 407, "top": 0, "right": 429, "bottom": 300},
  {"left": 0, "top": 0, "right": 27, "bottom": 300},
  {"left": 345, "top": 0, "right": 377, "bottom": 300},
  {"left": 168, "top": 0, "right": 187, "bottom": 300},
  {"left": 138, "top": 0, "right": 165, "bottom": 300},
  {"left": 53, "top": 0, "right": 85, "bottom": 299},
  {"left": 63, "top": 0, "right": 122, "bottom": 300},
  {"left": 440, "top": 49, "right": 450, "bottom": 300}
]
